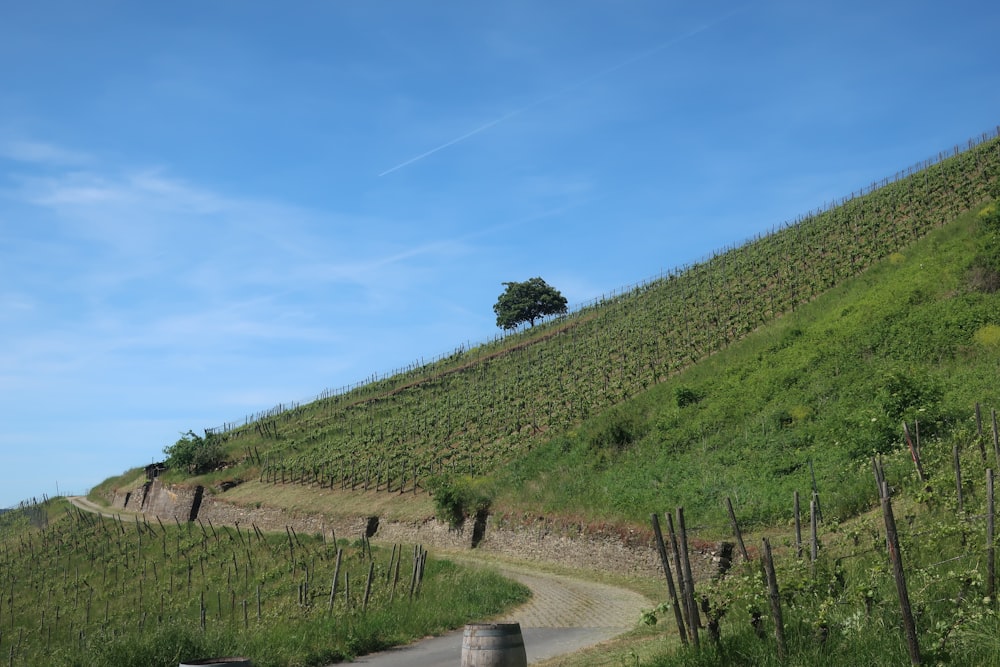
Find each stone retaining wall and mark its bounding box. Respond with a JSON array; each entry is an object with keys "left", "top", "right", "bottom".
[{"left": 106, "top": 480, "right": 724, "bottom": 580}]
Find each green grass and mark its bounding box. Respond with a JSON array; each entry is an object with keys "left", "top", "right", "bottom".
[
  {"left": 496, "top": 205, "right": 1000, "bottom": 533},
  {"left": 636, "top": 432, "right": 1000, "bottom": 666}
]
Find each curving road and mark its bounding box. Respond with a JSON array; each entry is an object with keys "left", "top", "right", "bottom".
[
  {"left": 350, "top": 559, "right": 650, "bottom": 666},
  {"left": 68, "top": 495, "right": 130, "bottom": 519},
  {"left": 67, "top": 497, "right": 652, "bottom": 665}
]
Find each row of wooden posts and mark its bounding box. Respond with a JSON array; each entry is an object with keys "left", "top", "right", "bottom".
[{"left": 650, "top": 419, "right": 1000, "bottom": 665}]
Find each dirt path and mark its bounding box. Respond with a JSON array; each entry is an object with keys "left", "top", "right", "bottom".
[{"left": 68, "top": 495, "right": 136, "bottom": 519}]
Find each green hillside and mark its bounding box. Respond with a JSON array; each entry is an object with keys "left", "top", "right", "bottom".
[
  {"left": 498, "top": 202, "right": 1000, "bottom": 530},
  {"left": 132, "top": 130, "right": 1000, "bottom": 532},
  {"left": 20, "top": 127, "right": 1000, "bottom": 666}
]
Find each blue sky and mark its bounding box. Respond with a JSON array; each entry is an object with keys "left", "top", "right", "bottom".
[{"left": 2, "top": 1, "right": 998, "bottom": 508}]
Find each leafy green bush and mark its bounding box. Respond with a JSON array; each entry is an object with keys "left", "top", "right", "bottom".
[
  {"left": 163, "top": 430, "right": 226, "bottom": 474},
  {"left": 425, "top": 474, "right": 493, "bottom": 528},
  {"left": 675, "top": 385, "right": 704, "bottom": 408}
]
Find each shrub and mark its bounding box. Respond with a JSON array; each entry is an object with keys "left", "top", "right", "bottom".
[
  {"left": 675, "top": 385, "right": 703, "bottom": 408},
  {"left": 163, "top": 430, "right": 226, "bottom": 474},
  {"left": 426, "top": 474, "right": 493, "bottom": 528}
]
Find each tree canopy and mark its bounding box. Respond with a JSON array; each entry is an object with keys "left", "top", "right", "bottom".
[
  {"left": 163, "top": 430, "right": 225, "bottom": 474},
  {"left": 493, "top": 277, "right": 568, "bottom": 330}
]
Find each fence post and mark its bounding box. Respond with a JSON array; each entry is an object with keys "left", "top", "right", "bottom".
[
  {"left": 761, "top": 538, "right": 786, "bottom": 661},
  {"left": 880, "top": 481, "right": 921, "bottom": 665},
  {"left": 725, "top": 497, "right": 750, "bottom": 564},
  {"left": 650, "top": 514, "right": 688, "bottom": 644},
  {"left": 794, "top": 491, "right": 803, "bottom": 559},
  {"left": 988, "top": 469, "right": 996, "bottom": 601},
  {"left": 675, "top": 508, "right": 700, "bottom": 648}
]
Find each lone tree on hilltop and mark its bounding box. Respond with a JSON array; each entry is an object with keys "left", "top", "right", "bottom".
[{"left": 493, "top": 277, "right": 568, "bottom": 330}]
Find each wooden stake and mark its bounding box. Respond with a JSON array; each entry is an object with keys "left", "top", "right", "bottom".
[
  {"left": 762, "top": 538, "right": 785, "bottom": 661},
  {"left": 954, "top": 443, "right": 964, "bottom": 512},
  {"left": 977, "top": 403, "right": 988, "bottom": 462},
  {"left": 809, "top": 459, "right": 823, "bottom": 523},
  {"left": 810, "top": 498, "right": 819, "bottom": 566},
  {"left": 992, "top": 409, "right": 1000, "bottom": 471},
  {"left": 881, "top": 481, "right": 921, "bottom": 665},
  {"left": 988, "top": 469, "right": 996, "bottom": 601},
  {"left": 725, "top": 497, "right": 750, "bottom": 563},
  {"left": 328, "top": 549, "right": 343, "bottom": 611},
  {"left": 675, "top": 508, "right": 700, "bottom": 648},
  {"left": 793, "top": 491, "right": 802, "bottom": 559},
  {"left": 363, "top": 562, "right": 375, "bottom": 612},
  {"left": 650, "top": 514, "right": 688, "bottom": 644},
  {"left": 903, "top": 423, "right": 926, "bottom": 483}
]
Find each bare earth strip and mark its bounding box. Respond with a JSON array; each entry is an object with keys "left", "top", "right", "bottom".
[{"left": 68, "top": 495, "right": 136, "bottom": 519}]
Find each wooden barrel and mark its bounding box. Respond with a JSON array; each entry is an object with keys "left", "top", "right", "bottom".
[
  {"left": 179, "top": 659, "right": 252, "bottom": 667},
  {"left": 461, "top": 622, "right": 527, "bottom": 667}
]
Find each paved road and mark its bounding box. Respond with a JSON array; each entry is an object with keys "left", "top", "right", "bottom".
[
  {"left": 351, "top": 561, "right": 649, "bottom": 666},
  {"left": 67, "top": 497, "right": 651, "bottom": 666}
]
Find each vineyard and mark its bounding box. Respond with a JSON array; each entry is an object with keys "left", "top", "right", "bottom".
[
  {"left": 641, "top": 405, "right": 1000, "bottom": 666},
  {"left": 17, "top": 125, "right": 1000, "bottom": 665},
  {"left": 0, "top": 500, "right": 528, "bottom": 666},
  {"left": 186, "top": 130, "right": 1000, "bottom": 508}
]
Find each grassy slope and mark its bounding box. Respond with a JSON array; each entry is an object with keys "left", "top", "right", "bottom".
[
  {"left": 496, "top": 206, "right": 1000, "bottom": 532},
  {"left": 130, "top": 134, "right": 1000, "bottom": 521},
  {"left": 91, "top": 133, "right": 1000, "bottom": 541},
  {"left": 61, "top": 132, "right": 1000, "bottom": 665}
]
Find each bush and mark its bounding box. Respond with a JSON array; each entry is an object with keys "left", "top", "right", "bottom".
[
  {"left": 675, "top": 385, "right": 704, "bottom": 408},
  {"left": 426, "top": 474, "right": 493, "bottom": 528},
  {"left": 163, "top": 430, "right": 226, "bottom": 475}
]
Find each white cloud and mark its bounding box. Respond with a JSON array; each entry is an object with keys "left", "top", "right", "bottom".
[{"left": 0, "top": 139, "right": 92, "bottom": 166}]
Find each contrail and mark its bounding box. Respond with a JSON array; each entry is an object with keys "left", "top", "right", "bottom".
[
  {"left": 378, "top": 110, "right": 523, "bottom": 177},
  {"left": 378, "top": 8, "right": 746, "bottom": 177}
]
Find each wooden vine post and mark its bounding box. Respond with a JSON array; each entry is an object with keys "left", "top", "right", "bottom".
[
  {"left": 954, "top": 443, "right": 964, "bottom": 513},
  {"left": 793, "top": 491, "right": 803, "bottom": 559},
  {"left": 988, "top": 469, "right": 996, "bottom": 601},
  {"left": 675, "top": 507, "right": 700, "bottom": 648},
  {"left": 761, "top": 538, "right": 785, "bottom": 661},
  {"left": 665, "top": 512, "right": 689, "bottom": 635},
  {"left": 649, "top": 513, "right": 687, "bottom": 644},
  {"left": 880, "top": 481, "right": 921, "bottom": 665},
  {"left": 902, "top": 422, "right": 926, "bottom": 483},
  {"left": 810, "top": 497, "right": 819, "bottom": 566},
  {"left": 724, "top": 497, "right": 750, "bottom": 564}
]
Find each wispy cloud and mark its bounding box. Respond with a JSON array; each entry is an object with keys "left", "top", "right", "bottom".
[
  {"left": 378, "top": 6, "right": 747, "bottom": 177},
  {"left": 1, "top": 141, "right": 483, "bottom": 367},
  {"left": 0, "top": 139, "right": 92, "bottom": 166}
]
